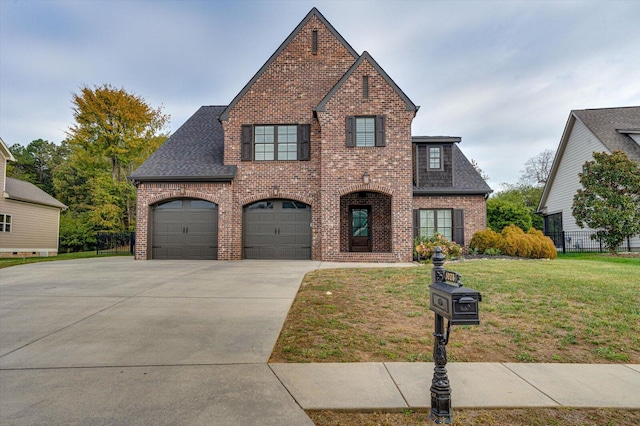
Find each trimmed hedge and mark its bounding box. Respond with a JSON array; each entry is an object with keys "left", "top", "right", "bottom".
[{"left": 470, "top": 225, "right": 557, "bottom": 259}]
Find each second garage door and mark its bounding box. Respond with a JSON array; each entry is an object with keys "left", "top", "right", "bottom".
[{"left": 243, "top": 199, "right": 311, "bottom": 259}]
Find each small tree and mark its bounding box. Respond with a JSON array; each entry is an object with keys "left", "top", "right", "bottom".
[
  {"left": 572, "top": 151, "right": 640, "bottom": 253},
  {"left": 486, "top": 197, "right": 532, "bottom": 232}
]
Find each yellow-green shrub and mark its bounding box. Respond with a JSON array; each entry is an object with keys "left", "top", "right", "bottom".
[
  {"left": 469, "top": 226, "right": 557, "bottom": 259},
  {"left": 469, "top": 228, "right": 501, "bottom": 253},
  {"left": 527, "top": 228, "right": 558, "bottom": 259}
]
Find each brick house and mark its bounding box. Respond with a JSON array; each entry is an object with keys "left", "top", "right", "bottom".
[{"left": 130, "top": 8, "right": 491, "bottom": 262}]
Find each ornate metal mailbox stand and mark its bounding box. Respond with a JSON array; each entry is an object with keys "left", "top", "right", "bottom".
[{"left": 429, "top": 247, "right": 482, "bottom": 424}]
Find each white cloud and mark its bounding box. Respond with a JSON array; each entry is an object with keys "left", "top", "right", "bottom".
[{"left": 1, "top": 0, "right": 638, "bottom": 186}]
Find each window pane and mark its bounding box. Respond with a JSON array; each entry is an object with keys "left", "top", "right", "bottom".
[
  {"left": 352, "top": 209, "right": 369, "bottom": 236},
  {"left": 356, "top": 117, "right": 375, "bottom": 147},
  {"left": 5, "top": 224, "right": 9, "bottom": 232},
  {"left": 247, "top": 201, "right": 273, "bottom": 209},
  {"left": 157, "top": 200, "right": 182, "bottom": 209},
  {"left": 437, "top": 210, "right": 452, "bottom": 240},
  {"left": 190, "top": 200, "right": 218, "bottom": 209},
  {"left": 5, "top": 215, "right": 9, "bottom": 224},
  {"left": 255, "top": 125, "right": 275, "bottom": 161},
  {"left": 429, "top": 147, "right": 441, "bottom": 169},
  {"left": 419, "top": 210, "right": 435, "bottom": 237}
]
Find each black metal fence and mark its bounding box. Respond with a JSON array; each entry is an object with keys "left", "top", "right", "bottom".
[
  {"left": 96, "top": 232, "right": 135, "bottom": 255},
  {"left": 545, "top": 230, "right": 632, "bottom": 253}
]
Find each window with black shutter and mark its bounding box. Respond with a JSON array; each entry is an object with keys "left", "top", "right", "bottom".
[
  {"left": 241, "top": 124, "right": 310, "bottom": 161},
  {"left": 345, "top": 115, "right": 386, "bottom": 147}
]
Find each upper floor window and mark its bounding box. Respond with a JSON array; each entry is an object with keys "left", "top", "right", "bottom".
[
  {"left": 1, "top": 214, "right": 11, "bottom": 232},
  {"left": 428, "top": 146, "right": 442, "bottom": 170},
  {"left": 241, "top": 124, "right": 310, "bottom": 161},
  {"left": 356, "top": 117, "right": 375, "bottom": 147},
  {"left": 345, "top": 115, "right": 386, "bottom": 147}
]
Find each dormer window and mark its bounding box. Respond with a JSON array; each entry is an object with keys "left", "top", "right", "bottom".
[{"left": 428, "top": 146, "right": 442, "bottom": 170}]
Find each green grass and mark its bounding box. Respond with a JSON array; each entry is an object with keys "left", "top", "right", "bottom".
[
  {"left": 271, "top": 254, "right": 640, "bottom": 364},
  {"left": 0, "top": 251, "right": 129, "bottom": 269}
]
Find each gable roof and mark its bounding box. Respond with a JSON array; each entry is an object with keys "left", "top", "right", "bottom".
[
  {"left": 572, "top": 107, "right": 640, "bottom": 163},
  {"left": 1, "top": 137, "right": 16, "bottom": 162},
  {"left": 219, "top": 7, "right": 359, "bottom": 121},
  {"left": 412, "top": 137, "right": 492, "bottom": 195},
  {"left": 315, "top": 51, "right": 418, "bottom": 112},
  {"left": 5, "top": 177, "right": 66, "bottom": 209},
  {"left": 538, "top": 106, "right": 640, "bottom": 213},
  {"left": 129, "top": 106, "right": 236, "bottom": 182}
]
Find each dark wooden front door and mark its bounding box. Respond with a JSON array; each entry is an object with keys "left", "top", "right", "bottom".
[{"left": 349, "top": 206, "right": 371, "bottom": 252}]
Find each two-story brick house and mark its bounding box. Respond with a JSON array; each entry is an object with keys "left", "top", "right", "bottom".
[{"left": 130, "top": 8, "right": 491, "bottom": 262}]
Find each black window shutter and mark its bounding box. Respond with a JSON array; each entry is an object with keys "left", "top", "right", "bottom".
[
  {"left": 375, "top": 115, "right": 386, "bottom": 146},
  {"left": 454, "top": 209, "right": 465, "bottom": 246},
  {"left": 298, "top": 124, "right": 310, "bottom": 161},
  {"left": 241, "top": 125, "right": 253, "bottom": 161},
  {"left": 345, "top": 116, "right": 355, "bottom": 147},
  {"left": 413, "top": 209, "right": 420, "bottom": 239}
]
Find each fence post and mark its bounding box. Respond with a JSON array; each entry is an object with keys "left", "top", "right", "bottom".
[{"left": 561, "top": 231, "right": 566, "bottom": 254}]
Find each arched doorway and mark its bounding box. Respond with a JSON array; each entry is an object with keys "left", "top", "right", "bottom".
[{"left": 340, "top": 192, "right": 392, "bottom": 253}]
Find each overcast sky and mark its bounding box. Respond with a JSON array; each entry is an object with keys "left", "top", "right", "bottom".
[{"left": 1, "top": 0, "right": 639, "bottom": 187}]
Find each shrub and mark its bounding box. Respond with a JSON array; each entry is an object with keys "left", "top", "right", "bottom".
[
  {"left": 487, "top": 198, "right": 532, "bottom": 232},
  {"left": 469, "top": 228, "right": 501, "bottom": 253},
  {"left": 414, "top": 233, "right": 462, "bottom": 261},
  {"left": 469, "top": 226, "right": 557, "bottom": 259}
]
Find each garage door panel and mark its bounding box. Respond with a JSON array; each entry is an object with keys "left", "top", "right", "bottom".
[
  {"left": 152, "top": 199, "right": 218, "bottom": 260},
  {"left": 243, "top": 199, "right": 311, "bottom": 259}
]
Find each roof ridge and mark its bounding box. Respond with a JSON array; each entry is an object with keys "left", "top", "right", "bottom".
[
  {"left": 315, "top": 51, "right": 417, "bottom": 112},
  {"left": 220, "top": 8, "right": 359, "bottom": 121}
]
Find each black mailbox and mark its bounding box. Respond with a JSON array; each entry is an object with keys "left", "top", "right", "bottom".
[{"left": 430, "top": 280, "right": 482, "bottom": 325}]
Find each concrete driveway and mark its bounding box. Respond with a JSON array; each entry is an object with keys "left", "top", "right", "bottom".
[{"left": 0, "top": 257, "right": 325, "bottom": 425}]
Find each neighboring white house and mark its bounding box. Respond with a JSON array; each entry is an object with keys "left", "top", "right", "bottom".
[
  {"left": 537, "top": 106, "right": 640, "bottom": 252},
  {"left": 0, "top": 138, "right": 67, "bottom": 257}
]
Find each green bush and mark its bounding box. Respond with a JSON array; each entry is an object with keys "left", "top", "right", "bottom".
[
  {"left": 414, "top": 233, "right": 462, "bottom": 261},
  {"left": 486, "top": 197, "right": 532, "bottom": 232}
]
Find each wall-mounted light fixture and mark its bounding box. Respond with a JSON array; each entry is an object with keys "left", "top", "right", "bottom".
[
  {"left": 362, "top": 172, "right": 370, "bottom": 185},
  {"left": 272, "top": 185, "right": 280, "bottom": 196}
]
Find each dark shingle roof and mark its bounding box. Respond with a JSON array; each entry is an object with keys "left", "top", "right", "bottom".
[
  {"left": 5, "top": 177, "right": 67, "bottom": 209},
  {"left": 129, "top": 106, "right": 236, "bottom": 182},
  {"left": 412, "top": 138, "right": 492, "bottom": 195},
  {"left": 573, "top": 106, "right": 640, "bottom": 162}
]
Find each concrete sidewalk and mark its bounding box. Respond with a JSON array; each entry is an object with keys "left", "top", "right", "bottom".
[{"left": 271, "top": 362, "right": 640, "bottom": 410}]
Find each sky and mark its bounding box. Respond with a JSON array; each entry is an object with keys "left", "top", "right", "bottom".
[{"left": 1, "top": 0, "right": 639, "bottom": 188}]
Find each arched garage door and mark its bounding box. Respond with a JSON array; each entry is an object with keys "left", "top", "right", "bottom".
[
  {"left": 152, "top": 199, "right": 218, "bottom": 260},
  {"left": 243, "top": 199, "right": 311, "bottom": 259}
]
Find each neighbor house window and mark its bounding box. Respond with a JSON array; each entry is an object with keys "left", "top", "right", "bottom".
[
  {"left": 241, "top": 124, "right": 310, "bottom": 161},
  {"left": 0, "top": 214, "right": 11, "bottom": 232},
  {"left": 428, "top": 146, "right": 442, "bottom": 170},
  {"left": 418, "top": 209, "right": 452, "bottom": 241},
  {"left": 345, "top": 115, "right": 386, "bottom": 147}
]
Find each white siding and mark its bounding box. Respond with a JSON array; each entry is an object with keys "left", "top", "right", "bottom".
[
  {"left": 545, "top": 119, "right": 608, "bottom": 232},
  {"left": 0, "top": 198, "right": 61, "bottom": 253},
  {"left": 545, "top": 119, "right": 640, "bottom": 250}
]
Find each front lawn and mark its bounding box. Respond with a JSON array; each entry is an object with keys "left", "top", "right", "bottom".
[{"left": 270, "top": 254, "right": 640, "bottom": 364}]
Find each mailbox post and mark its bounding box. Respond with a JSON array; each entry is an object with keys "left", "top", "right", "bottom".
[{"left": 429, "top": 246, "right": 482, "bottom": 424}]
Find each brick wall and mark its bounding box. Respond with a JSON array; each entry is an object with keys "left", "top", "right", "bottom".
[
  {"left": 316, "top": 58, "right": 416, "bottom": 262},
  {"left": 134, "top": 182, "right": 233, "bottom": 259},
  {"left": 413, "top": 195, "right": 487, "bottom": 250},
  {"left": 220, "top": 15, "right": 357, "bottom": 260}
]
